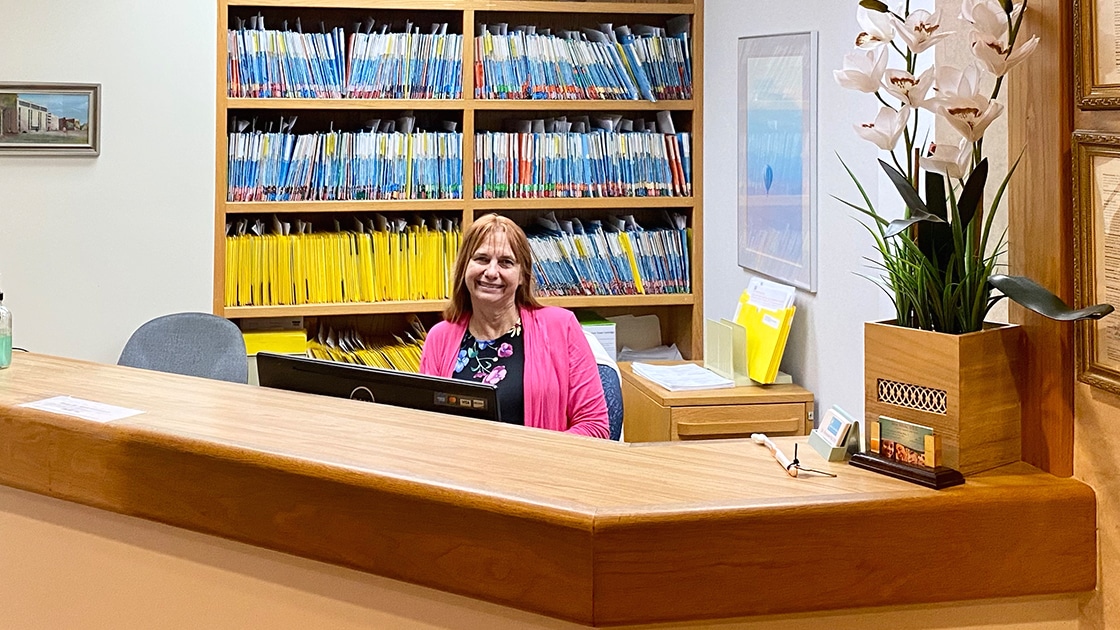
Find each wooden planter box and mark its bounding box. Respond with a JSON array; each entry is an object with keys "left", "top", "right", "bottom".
[{"left": 864, "top": 321, "right": 1023, "bottom": 476}]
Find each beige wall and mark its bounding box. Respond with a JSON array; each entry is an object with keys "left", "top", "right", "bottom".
[
  {"left": 1075, "top": 386, "right": 1120, "bottom": 629},
  {"left": 1034, "top": 0, "right": 1120, "bottom": 625},
  {"left": 0, "top": 484, "right": 1082, "bottom": 630}
]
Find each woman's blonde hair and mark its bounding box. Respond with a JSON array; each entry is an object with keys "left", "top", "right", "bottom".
[{"left": 443, "top": 214, "right": 541, "bottom": 321}]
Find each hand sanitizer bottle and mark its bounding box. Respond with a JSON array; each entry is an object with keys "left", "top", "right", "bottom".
[{"left": 0, "top": 286, "right": 11, "bottom": 369}]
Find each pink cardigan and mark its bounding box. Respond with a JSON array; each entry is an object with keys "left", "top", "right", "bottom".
[{"left": 420, "top": 306, "right": 609, "bottom": 438}]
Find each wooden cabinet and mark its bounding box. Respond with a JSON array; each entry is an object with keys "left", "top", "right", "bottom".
[
  {"left": 619, "top": 361, "right": 813, "bottom": 441},
  {"left": 214, "top": 0, "right": 705, "bottom": 357}
]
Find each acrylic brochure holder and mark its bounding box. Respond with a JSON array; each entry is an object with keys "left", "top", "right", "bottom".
[
  {"left": 705, "top": 318, "right": 794, "bottom": 386},
  {"left": 704, "top": 318, "right": 749, "bottom": 385}
]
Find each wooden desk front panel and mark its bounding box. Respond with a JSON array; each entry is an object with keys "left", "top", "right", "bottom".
[{"left": 0, "top": 354, "right": 1098, "bottom": 627}]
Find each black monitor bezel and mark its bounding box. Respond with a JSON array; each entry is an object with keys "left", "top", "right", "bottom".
[{"left": 256, "top": 352, "right": 501, "bottom": 423}]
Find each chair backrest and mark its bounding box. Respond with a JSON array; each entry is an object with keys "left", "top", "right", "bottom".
[
  {"left": 118, "top": 312, "right": 248, "bottom": 384},
  {"left": 582, "top": 330, "right": 623, "bottom": 441},
  {"left": 598, "top": 364, "right": 624, "bottom": 441}
]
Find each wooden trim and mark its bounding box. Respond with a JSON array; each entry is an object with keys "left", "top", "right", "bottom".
[
  {"left": 226, "top": 98, "right": 468, "bottom": 110},
  {"left": 225, "top": 0, "right": 696, "bottom": 12},
  {"left": 223, "top": 199, "right": 468, "bottom": 214},
  {"left": 214, "top": 0, "right": 231, "bottom": 316},
  {"left": 1007, "top": 0, "right": 1075, "bottom": 476},
  {"left": 224, "top": 293, "right": 694, "bottom": 317},
  {"left": 688, "top": 0, "right": 704, "bottom": 358}
]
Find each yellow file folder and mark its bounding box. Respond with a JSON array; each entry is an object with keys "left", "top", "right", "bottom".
[{"left": 734, "top": 290, "right": 795, "bottom": 384}]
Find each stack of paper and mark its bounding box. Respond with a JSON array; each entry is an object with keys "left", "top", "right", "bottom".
[{"left": 631, "top": 362, "right": 735, "bottom": 391}]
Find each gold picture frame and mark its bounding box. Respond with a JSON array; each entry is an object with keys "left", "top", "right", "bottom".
[
  {"left": 1073, "top": 131, "right": 1120, "bottom": 393},
  {"left": 1075, "top": 0, "right": 1120, "bottom": 108}
]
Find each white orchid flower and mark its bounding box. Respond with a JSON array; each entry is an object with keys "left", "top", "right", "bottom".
[
  {"left": 855, "top": 7, "right": 896, "bottom": 49},
  {"left": 893, "top": 9, "right": 954, "bottom": 54},
  {"left": 936, "top": 96, "right": 1004, "bottom": 143},
  {"left": 834, "top": 48, "right": 889, "bottom": 93},
  {"left": 970, "top": 30, "right": 1040, "bottom": 77},
  {"left": 963, "top": 0, "right": 1012, "bottom": 37},
  {"left": 855, "top": 106, "right": 910, "bottom": 151},
  {"left": 923, "top": 63, "right": 985, "bottom": 112},
  {"left": 920, "top": 139, "right": 972, "bottom": 180},
  {"left": 883, "top": 68, "right": 934, "bottom": 108},
  {"left": 961, "top": 0, "right": 1022, "bottom": 27}
]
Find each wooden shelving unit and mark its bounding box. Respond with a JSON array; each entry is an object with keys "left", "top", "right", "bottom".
[{"left": 214, "top": 0, "right": 704, "bottom": 357}]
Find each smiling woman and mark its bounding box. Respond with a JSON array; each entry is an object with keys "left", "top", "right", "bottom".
[{"left": 419, "top": 214, "right": 609, "bottom": 438}]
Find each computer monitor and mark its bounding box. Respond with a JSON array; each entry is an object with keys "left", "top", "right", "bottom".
[{"left": 256, "top": 352, "right": 501, "bottom": 423}]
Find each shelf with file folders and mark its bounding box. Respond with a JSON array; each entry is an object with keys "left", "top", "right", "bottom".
[
  {"left": 221, "top": 197, "right": 691, "bottom": 215},
  {"left": 236, "top": 314, "right": 430, "bottom": 370},
  {"left": 222, "top": 213, "right": 462, "bottom": 308},
  {"left": 224, "top": 293, "right": 694, "bottom": 318},
  {"left": 221, "top": 210, "right": 692, "bottom": 309},
  {"left": 225, "top": 98, "right": 692, "bottom": 111},
  {"left": 223, "top": 199, "right": 466, "bottom": 214},
  {"left": 304, "top": 314, "right": 429, "bottom": 372},
  {"left": 225, "top": 12, "right": 464, "bottom": 100},
  {"left": 517, "top": 210, "right": 691, "bottom": 297},
  {"left": 473, "top": 110, "right": 691, "bottom": 199},
  {"left": 224, "top": 111, "right": 463, "bottom": 203},
  {"left": 222, "top": 8, "right": 693, "bottom": 104},
  {"left": 472, "top": 15, "right": 693, "bottom": 102}
]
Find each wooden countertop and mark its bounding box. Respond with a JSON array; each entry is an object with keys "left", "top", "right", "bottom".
[{"left": 0, "top": 354, "right": 1096, "bottom": 627}]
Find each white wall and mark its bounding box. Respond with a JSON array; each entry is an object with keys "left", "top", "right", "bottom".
[
  {"left": 705, "top": 0, "right": 901, "bottom": 421},
  {"left": 0, "top": 1, "right": 216, "bottom": 363},
  {"left": 0, "top": 0, "right": 944, "bottom": 426}
]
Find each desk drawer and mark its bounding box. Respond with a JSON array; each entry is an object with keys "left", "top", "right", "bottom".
[{"left": 671, "top": 403, "right": 805, "bottom": 439}]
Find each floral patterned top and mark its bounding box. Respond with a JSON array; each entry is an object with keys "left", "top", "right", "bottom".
[{"left": 451, "top": 321, "right": 525, "bottom": 425}]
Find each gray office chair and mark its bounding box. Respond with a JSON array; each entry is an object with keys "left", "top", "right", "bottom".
[
  {"left": 118, "top": 312, "right": 248, "bottom": 384},
  {"left": 598, "top": 364, "right": 624, "bottom": 441}
]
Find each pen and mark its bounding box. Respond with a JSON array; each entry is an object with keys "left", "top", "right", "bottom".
[{"left": 752, "top": 433, "right": 797, "bottom": 477}]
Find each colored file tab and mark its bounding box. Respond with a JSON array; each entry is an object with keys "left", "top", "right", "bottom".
[{"left": 734, "top": 278, "right": 796, "bottom": 384}]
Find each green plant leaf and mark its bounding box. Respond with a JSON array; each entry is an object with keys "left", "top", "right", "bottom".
[
  {"left": 831, "top": 194, "right": 889, "bottom": 227},
  {"left": 859, "top": 0, "right": 889, "bottom": 11},
  {"left": 883, "top": 208, "right": 947, "bottom": 239},
  {"left": 957, "top": 158, "right": 989, "bottom": 230},
  {"left": 924, "top": 171, "right": 947, "bottom": 220},
  {"left": 879, "top": 159, "right": 929, "bottom": 216},
  {"left": 915, "top": 171, "right": 954, "bottom": 275},
  {"left": 988, "top": 274, "right": 1115, "bottom": 321}
]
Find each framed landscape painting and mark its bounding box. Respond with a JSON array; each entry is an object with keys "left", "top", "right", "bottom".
[
  {"left": 0, "top": 83, "right": 101, "bottom": 156},
  {"left": 737, "top": 32, "right": 818, "bottom": 291}
]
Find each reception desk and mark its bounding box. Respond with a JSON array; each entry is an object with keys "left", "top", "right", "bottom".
[{"left": 0, "top": 354, "right": 1097, "bottom": 627}]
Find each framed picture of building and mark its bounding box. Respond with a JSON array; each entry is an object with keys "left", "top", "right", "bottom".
[{"left": 0, "top": 83, "right": 101, "bottom": 156}]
